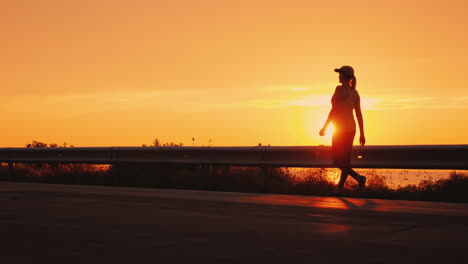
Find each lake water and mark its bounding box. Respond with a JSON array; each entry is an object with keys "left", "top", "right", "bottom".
[{"left": 289, "top": 168, "right": 464, "bottom": 189}]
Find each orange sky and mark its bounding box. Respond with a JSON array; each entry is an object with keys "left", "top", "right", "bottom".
[{"left": 2, "top": 0, "right": 468, "bottom": 147}]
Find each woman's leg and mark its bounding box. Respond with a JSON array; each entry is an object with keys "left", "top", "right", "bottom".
[
  {"left": 337, "top": 168, "right": 348, "bottom": 189},
  {"left": 348, "top": 168, "right": 366, "bottom": 188},
  {"left": 333, "top": 132, "right": 350, "bottom": 189},
  {"left": 333, "top": 130, "right": 366, "bottom": 189},
  {"left": 347, "top": 168, "right": 360, "bottom": 181},
  {"left": 337, "top": 167, "right": 366, "bottom": 189}
]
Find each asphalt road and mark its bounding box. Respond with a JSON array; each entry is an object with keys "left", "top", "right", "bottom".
[{"left": 1, "top": 182, "right": 468, "bottom": 264}]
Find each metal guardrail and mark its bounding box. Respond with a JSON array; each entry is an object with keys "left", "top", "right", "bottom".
[{"left": 0, "top": 145, "right": 467, "bottom": 170}]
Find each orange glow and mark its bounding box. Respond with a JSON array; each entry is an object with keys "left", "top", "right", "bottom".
[
  {"left": 236, "top": 194, "right": 362, "bottom": 210},
  {"left": 317, "top": 223, "right": 350, "bottom": 234},
  {"left": 237, "top": 193, "right": 468, "bottom": 216},
  {"left": 2, "top": 0, "right": 468, "bottom": 147}
]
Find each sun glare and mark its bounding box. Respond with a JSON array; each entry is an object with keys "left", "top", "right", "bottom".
[
  {"left": 292, "top": 87, "right": 309, "bottom": 92},
  {"left": 360, "top": 97, "right": 380, "bottom": 110},
  {"left": 316, "top": 123, "right": 334, "bottom": 146}
]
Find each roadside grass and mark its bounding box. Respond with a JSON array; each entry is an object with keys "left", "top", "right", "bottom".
[{"left": 1, "top": 163, "right": 467, "bottom": 203}]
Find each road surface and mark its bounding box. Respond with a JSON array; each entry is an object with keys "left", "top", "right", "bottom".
[{"left": 1, "top": 182, "right": 468, "bottom": 263}]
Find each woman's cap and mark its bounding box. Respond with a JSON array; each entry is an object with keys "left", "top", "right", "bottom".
[{"left": 334, "top": 65, "right": 354, "bottom": 78}]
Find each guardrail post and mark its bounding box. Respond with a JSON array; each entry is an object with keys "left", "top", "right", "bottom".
[
  {"left": 204, "top": 165, "right": 214, "bottom": 189},
  {"left": 260, "top": 166, "right": 271, "bottom": 192},
  {"left": 112, "top": 163, "right": 121, "bottom": 186},
  {"left": 8, "top": 162, "right": 14, "bottom": 180}
]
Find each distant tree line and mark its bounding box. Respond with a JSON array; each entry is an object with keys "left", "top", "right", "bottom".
[
  {"left": 142, "top": 138, "right": 184, "bottom": 147},
  {"left": 26, "top": 141, "right": 74, "bottom": 148},
  {"left": 25, "top": 138, "right": 184, "bottom": 148}
]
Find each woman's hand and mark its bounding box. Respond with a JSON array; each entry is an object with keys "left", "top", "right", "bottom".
[
  {"left": 360, "top": 135, "right": 366, "bottom": 146},
  {"left": 319, "top": 128, "right": 326, "bottom": 136}
]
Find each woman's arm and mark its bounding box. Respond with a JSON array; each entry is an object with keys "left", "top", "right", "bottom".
[
  {"left": 320, "top": 86, "right": 341, "bottom": 136},
  {"left": 354, "top": 91, "right": 366, "bottom": 146},
  {"left": 320, "top": 108, "right": 334, "bottom": 136}
]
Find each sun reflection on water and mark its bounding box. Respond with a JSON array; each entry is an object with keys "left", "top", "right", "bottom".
[{"left": 286, "top": 167, "right": 455, "bottom": 189}]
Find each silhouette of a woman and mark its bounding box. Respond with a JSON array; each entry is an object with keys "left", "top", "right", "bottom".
[{"left": 320, "top": 65, "right": 366, "bottom": 191}]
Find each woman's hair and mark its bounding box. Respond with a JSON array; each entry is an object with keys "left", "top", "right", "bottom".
[
  {"left": 350, "top": 75, "right": 357, "bottom": 90},
  {"left": 342, "top": 75, "right": 357, "bottom": 90}
]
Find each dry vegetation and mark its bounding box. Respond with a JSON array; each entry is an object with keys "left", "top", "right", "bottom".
[
  {"left": 1, "top": 163, "right": 467, "bottom": 203},
  {"left": 1, "top": 140, "right": 467, "bottom": 203}
]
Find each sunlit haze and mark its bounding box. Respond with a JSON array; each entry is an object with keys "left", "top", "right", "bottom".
[{"left": 2, "top": 0, "right": 468, "bottom": 147}]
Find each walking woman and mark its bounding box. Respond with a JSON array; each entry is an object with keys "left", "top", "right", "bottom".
[{"left": 319, "top": 65, "right": 366, "bottom": 191}]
